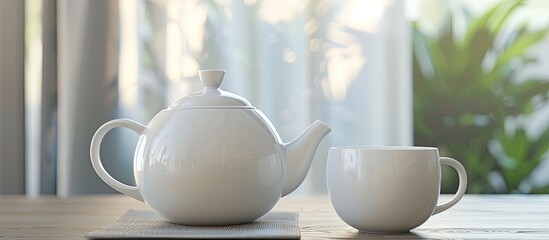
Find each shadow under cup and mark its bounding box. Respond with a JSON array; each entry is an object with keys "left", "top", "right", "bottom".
[{"left": 326, "top": 147, "right": 465, "bottom": 233}]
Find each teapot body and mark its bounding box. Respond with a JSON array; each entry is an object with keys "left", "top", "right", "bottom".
[
  {"left": 134, "top": 108, "right": 285, "bottom": 225},
  {"left": 90, "top": 70, "right": 331, "bottom": 225}
]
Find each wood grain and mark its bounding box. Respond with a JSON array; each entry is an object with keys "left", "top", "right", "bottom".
[{"left": 1, "top": 195, "right": 549, "bottom": 239}]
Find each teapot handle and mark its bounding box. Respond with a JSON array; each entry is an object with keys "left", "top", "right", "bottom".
[{"left": 90, "top": 119, "right": 145, "bottom": 201}]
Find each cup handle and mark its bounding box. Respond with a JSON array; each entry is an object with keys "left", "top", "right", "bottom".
[
  {"left": 433, "top": 157, "right": 467, "bottom": 215},
  {"left": 90, "top": 119, "right": 145, "bottom": 202}
]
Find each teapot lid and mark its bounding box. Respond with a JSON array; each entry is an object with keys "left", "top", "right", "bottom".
[{"left": 171, "top": 70, "right": 254, "bottom": 109}]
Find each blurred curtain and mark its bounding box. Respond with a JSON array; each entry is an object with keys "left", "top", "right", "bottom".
[
  {"left": 57, "top": 0, "right": 136, "bottom": 197},
  {"left": 0, "top": 0, "right": 25, "bottom": 194},
  {"left": 24, "top": 0, "right": 58, "bottom": 196},
  {"left": 23, "top": 0, "right": 411, "bottom": 196}
]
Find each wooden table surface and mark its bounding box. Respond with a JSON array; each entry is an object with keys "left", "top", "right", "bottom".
[{"left": 1, "top": 194, "right": 548, "bottom": 239}]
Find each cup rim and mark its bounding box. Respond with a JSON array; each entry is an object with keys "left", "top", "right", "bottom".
[{"left": 329, "top": 146, "right": 437, "bottom": 151}]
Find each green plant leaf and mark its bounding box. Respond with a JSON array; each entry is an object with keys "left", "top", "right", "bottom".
[
  {"left": 529, "top": 128, "right": 549, "bottom": 161},
  {"left": 488, "top": 0, "right": 524, "bottom": 34},
  {"left": 504, "top": 81, "right": 549, "bottom": 115},
  {"left": 483, "top": 30, "right": 549, "bottom": 87},
  {"left": 462, "top": 0, "right": 524, "bottom": 48}
]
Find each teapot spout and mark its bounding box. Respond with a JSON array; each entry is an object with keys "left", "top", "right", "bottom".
[{"left": 282, "top": 121, "right": 331, "bottom": 196}]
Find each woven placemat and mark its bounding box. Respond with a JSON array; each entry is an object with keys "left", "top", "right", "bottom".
[{"left": 85, "top": 210, "right": 300, "bottom": 239}]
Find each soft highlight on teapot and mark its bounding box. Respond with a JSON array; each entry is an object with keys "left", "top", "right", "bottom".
[{"left": 90, "top": 70, "right": 331, "bottom": 225}]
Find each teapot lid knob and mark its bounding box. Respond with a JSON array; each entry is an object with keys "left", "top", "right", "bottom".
[
  {"left": 170, "top": 69, "right": 253, "bottom": 108},
  {"left": 199, "top": 70, "right": 225, "bottom": 89}
]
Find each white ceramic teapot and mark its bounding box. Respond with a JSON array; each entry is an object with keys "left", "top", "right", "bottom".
[{"left": 90, "top": 70, "right": 331, "bottom": 225}]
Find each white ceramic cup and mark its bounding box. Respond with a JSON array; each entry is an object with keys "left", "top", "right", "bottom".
[{"left": 327, "top": 147, "right": 467, "bottom": 233}]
